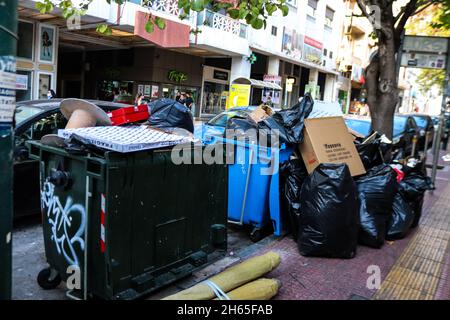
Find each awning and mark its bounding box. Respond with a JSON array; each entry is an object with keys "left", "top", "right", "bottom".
[
  {"left": 232, "top": 77, "right": 282, "bottom": 90},
  {"left": 134, "top": 11, "right": 190, "bottom": 48}
]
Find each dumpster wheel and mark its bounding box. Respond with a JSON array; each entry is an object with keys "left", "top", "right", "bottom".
[
  {"left": 249, "top": 227, "right": 263, "bottom": 243},
  {"left": 37, "top": 267, "right": 62, "bottom": 290}
]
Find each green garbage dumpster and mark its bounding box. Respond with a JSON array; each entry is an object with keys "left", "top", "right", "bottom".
[{"left": 28, "top": 141, "right": 228, "bottom": 300}]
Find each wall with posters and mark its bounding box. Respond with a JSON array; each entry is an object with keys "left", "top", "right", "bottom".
[{"left": 16, "top": 20, "right": 58, "bottom": 101}]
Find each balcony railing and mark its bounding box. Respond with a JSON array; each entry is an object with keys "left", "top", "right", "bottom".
[
  {"left": 128, "top": 0, "right": 181, "bottom": 17},
  {"left": 197, "top": 10, "right": 248, "bottom": 39}
]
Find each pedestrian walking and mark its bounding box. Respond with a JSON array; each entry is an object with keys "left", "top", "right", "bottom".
[
  {"left": 135, "top": 92, "right": 144, "bottom": 106},
  {"left": 175, "top": 91, "right": 181, "bottom": 103},
  {"left": 185, "top": 92, "right": 194, "bottom": 110},
  {"left": 47, "top": 89, "right": 56, "bottom": 99},
  {"left": 178, "top": 92, "right": 186, "bottom": 105}
]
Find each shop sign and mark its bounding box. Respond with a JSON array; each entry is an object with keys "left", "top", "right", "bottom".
[
  {"left": 213, "top": 70, "right": 229, "bottom": 81},
  {"left": 303, "top": 36, "right": 323, "bottom": 65},
  {"left": 401, "top": 36, "right": 448, "bottom": 70},
  {"left": 282, "top": 27, "right": 303, "bottom": 61},
  {"left": 305, "top": 83, "right": 320, "bottom": 100},
  {"left": 228, "top": 84, "right": 251, "bottom": 108},
  {"left": 168, "top": 70, "right": 188, "bottom": 83},
  {"left": 262, "top": 75, "right": 282, "bottom": 105},
  {"left": 0, "top": 56, "right": 16, "bottom": 123}
]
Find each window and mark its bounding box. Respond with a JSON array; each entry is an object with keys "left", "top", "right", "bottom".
[
  {"left": 307, "top": 0, "right": 318, "bottom": 18},
  {"left": 325, "top": 6, "right": 335, "bottom": 27},
  {"left": 17, "top": 21, "right": 34, "bottom": 60},
  {"left": 286, "top": 0, "right": 297, "bottom": 7},
  {"left": 308, "top": 0, "right": 318, "bottom": 10},
  {"left": 326, "top": 7, "right": 335, "bottom": 21},
  {"left": 271, "top": 26, "right": 277, "bottom": 36},
  {"left": 329, "top": 51, "right": 333, "bottom": 59},
  {"left": 324, "top": 48, "right": 328, "bottom": 56},
  {"left": 16, "top": 70, "right": 33, "bottom": 102}
]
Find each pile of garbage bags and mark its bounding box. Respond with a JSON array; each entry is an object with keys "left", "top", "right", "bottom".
[
  {"left": 225, "top": 94, "right": 314, "bottom": 145},
  {"left": 281, "top": 134, "right": 433, "bottom": 259}
]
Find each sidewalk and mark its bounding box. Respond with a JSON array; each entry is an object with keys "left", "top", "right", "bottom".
[
  {"left": 11, "top": 150, "right": 450, "bottom": 300},
  {"left": 244, "top": 149, "right": 450, "bottom": 300},
  {"left": 149, "top": 150, "right": 450, "bottom": 300}
]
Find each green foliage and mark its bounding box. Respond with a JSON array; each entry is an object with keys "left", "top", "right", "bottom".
[
  {"left": 96, "top": 23, "right": 112, "bottom": 35},
  {"left": 35, "top": 0, "right": 291, "bottom": 35},
  {"left": 416, "top": 69, "right": 445, "bottom": 95},
  {"left": 144, "top": 20, "right": 154, "bottom": 33},
  {"left": 406, "top": 3, "right": 450, "bottom": 94},
  {"left": 154, "top": 16, "right": 166, "bottom": 30}
]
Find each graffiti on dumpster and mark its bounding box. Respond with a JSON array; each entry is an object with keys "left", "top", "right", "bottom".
[{"left": 41, "top": 179, "right": 86, "bottom": 267}]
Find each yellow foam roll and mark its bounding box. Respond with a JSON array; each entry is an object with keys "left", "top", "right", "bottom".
[
  {"left": 162, "top": 251, "right": 281, "bottom": 300},
  {"left": 215, "top": 278, "right": 281, "bottom": 300}
]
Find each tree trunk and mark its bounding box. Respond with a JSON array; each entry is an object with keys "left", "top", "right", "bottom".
[{"left": 364, "top": 4, "right": 399, "bottom": 140}]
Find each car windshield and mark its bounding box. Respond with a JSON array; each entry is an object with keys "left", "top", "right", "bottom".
[
  {"left": 14, "top": 106, "right": 43, "bottom": 125},
  {"left": 413, "top": 116, "right": 428, "bottom": 129},
  {"left": 393, "top": 117, "right": 408, "bottom": 137},
  {"left": 345, "top": 119, "right": 371, "bottom": 136},
  {"left": 207, "top": 110, "right": 250, "bottom": 127}
]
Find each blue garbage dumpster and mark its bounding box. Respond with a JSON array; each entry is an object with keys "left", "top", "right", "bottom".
[{"left": 225, "top": 139, "right": 294, "bottom": 241}]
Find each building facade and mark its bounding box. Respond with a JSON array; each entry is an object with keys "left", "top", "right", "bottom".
[{"left": 18, "top": 0, "right": 354, "bottom": 119}]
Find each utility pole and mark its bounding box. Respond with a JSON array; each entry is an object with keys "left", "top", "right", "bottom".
[{"left": 0, "top": 0, "right": 17, "bottom": 300}]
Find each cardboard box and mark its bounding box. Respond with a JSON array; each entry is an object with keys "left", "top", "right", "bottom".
[
  {"left": 249, "top": 105, "right": 274, "bottom": 123},
  {"left": 299, "top": 117, "right": 366, "bottom": 177}
]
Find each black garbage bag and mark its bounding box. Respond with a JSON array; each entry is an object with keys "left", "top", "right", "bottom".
[
  {"left": 355, "top": 135, "right": 385, "bottom": 170},
  {"left": 386, "top": 192, "right": 415, "bottom": 240},
  {"left": 147, "top": 99, "right": 194, "bottom": 133},
  {"left": 398, "top": 169, "right": 433, "bottom": 228},
  {"left": 258, "top": 94, "right": 314, "bottom": 144},
  {"left": 356, "top": 165, "right": 398, "bottom": 248},
  {"left": 280, "top": 159, "right": 308, "bottom": 241},
  {"left": 298, "top": 163, "right": 359, "bottom": 258}
]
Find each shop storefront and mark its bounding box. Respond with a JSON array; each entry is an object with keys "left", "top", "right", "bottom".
[
  {"left": 16, "top": 19, "right": 58, "bottom": 101},
  {"left": 200, "top": 66, "right": 230, "bottom": 117},
  {"left": 348, "top": 64, "right": 367, "bottom": 115}
]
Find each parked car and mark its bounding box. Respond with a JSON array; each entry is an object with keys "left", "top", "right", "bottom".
[
  {"left": 398, "top": 114, "right": 434, "bottom": 151},
  {"left": 13, "top": 99, "right": 127, "bottom": 219},
  {"left": 194, "top": 106, "right": 258, "bottom": 144},
  {"left": 344, "top": 115, "right": 420, "bottom": 159}
]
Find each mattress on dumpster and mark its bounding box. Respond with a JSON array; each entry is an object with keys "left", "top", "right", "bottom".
[{"left": 58, "top": 125, "right": 194, "bottom": 153}]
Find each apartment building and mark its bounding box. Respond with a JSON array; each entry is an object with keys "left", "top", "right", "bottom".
[{"left": 17, "top": 0, "right": 348, "bottom": 118}]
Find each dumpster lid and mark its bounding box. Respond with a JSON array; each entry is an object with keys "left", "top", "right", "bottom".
[{"left": 58, "top": 126, "right": 196, "bottom": 153}]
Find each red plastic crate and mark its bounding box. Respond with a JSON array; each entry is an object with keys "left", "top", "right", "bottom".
[{"left": 108, "top": 105, "right": 149, "bottom": 126}]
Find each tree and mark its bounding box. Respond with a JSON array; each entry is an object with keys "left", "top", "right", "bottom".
[{"left": 355, "top": 0, "right": 447, "bottom": 138}]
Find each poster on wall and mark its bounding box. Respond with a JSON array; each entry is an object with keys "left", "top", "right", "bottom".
[
  {"left": 228, "top": 84, "right": 251, "bottom": 108},
  {"left": 137, "top": 84, "right": 144, "bottom": 94},
  {"left": 38, "top": 73, "right": 52, "bottom": 99},
  {"left": 305, "top": 83, "right": 321, "bottom": 100},
  {"left": 151, "top": 85, "right": 159, "bottom": 98},
  {"left": 39, "top": 25, "right": 56, "bottom": 63},
  {"left": 303, "top": 36, "right": 323, "bottom": 65},
  {"left": 0, "top": 56, "right": 16, "bottom": 123},
  {"left": 144, "top": 85, "right": 151, "bottom": 96},
  {"left": 262, "top": 75, "right": 282, "bottom": 105},
  {"left": 281, "top": 27, "right": 303, "bottom": 60}
]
